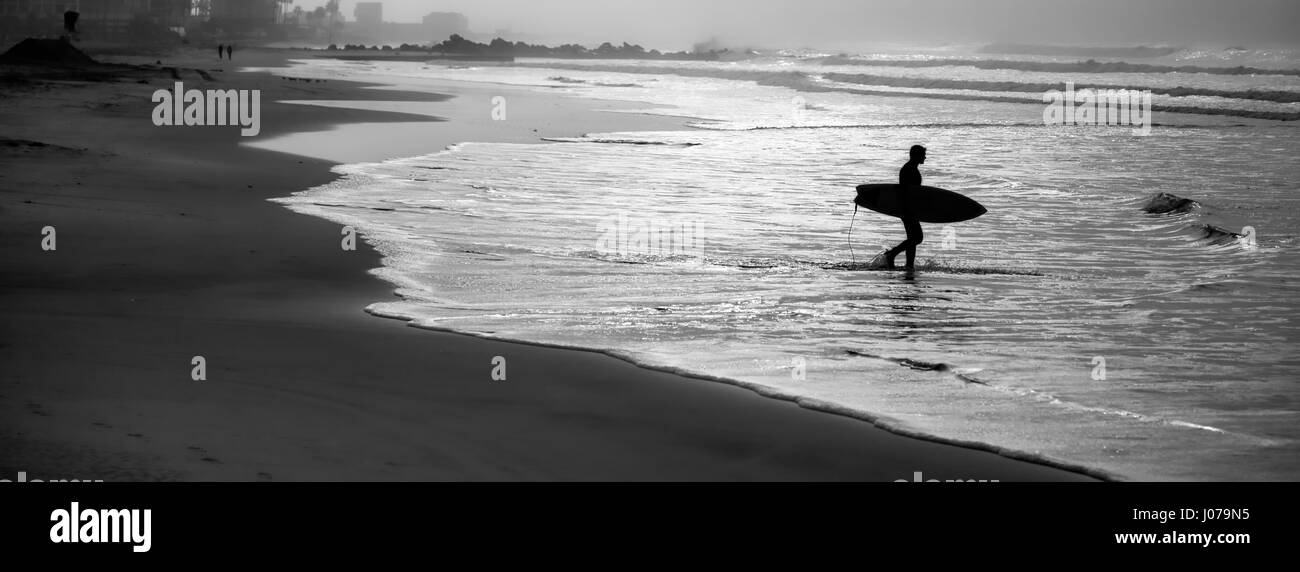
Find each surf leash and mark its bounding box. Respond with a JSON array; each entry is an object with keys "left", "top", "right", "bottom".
[{"left": 848, "top": 202, "right": 858, "bottom": 264}]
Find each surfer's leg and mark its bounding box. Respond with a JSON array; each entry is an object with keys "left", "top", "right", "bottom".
[
  {"left": 903, "top": 219, "right": 923, "bottom": 269},
  {"left": 882, "top": 244, "right": 898, "bottom": 268},
  {"left": 883, "top": 239, "right": 904, "bottom": 268}
]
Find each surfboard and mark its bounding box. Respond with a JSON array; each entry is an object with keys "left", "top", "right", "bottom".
[{"left": 854, "top": 184, "right": 987, "bottom": 223}]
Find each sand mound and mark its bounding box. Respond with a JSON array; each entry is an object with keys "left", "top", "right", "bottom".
[{"left": 1, "top": 38, "right": 97, "bottom": 66}]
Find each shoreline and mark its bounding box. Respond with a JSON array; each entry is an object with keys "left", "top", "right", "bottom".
[
  {"left": 256, "top": 54, "right": 1118, "bottom": 481},
  {"left": 372, "top": 311, "right": 1121, "bottom": 482},
  {"left": 1, "top": 47, "right": 1100, "bottom": 481}
]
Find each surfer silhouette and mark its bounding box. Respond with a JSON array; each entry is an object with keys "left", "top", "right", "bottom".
[{"left": 883, "top": 145, "right": 926, "bottom": 269}]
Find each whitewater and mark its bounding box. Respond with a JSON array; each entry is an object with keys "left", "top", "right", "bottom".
[{"left": 265, "top": 45, "right": 1300, "bottom": 480}]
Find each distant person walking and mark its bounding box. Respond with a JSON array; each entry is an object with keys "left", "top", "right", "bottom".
[
  {"left": 226, "top": 44, "right": 234, "bottom": 60},
  {"left": 216, "top": 44, "right": 224, "bottom": 59},
  {"left": 882, "top": 145, "right": 927, "bottom": 270}
]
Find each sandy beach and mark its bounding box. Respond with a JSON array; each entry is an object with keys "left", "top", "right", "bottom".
[{"left": 0, "top": 47, "right": 1099, "bottom": 481}]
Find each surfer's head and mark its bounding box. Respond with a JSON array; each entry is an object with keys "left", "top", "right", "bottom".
[{"left": 909, "top": 145, "right": 927, "bottom": 163}]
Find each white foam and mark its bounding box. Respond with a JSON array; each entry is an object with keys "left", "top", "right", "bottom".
[{"left": 269, "top": 55, "right": 1300, "bottom": 481}]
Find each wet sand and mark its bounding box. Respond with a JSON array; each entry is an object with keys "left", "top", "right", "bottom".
[{"left": 0, "top": 47, "right": 1099, "bottom": 481}]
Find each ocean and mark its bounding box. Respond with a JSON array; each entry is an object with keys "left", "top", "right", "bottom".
[{"left": 263, "top": 44, "right": 1299, "bottom": 480}]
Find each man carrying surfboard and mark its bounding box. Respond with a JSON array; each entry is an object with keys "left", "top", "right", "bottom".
[
  {"left": 852, "top": 149, "right": 985, "bottom": 267},
  {"left": 882, "top": 145, "right": 926, "bottom": 270}
]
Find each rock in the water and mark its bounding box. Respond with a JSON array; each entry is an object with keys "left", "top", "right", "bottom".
[
  {"left": 1143, "top": 192, "right": 1199, "bottom": 214},
  {"left": 1197, "top": 224, "right": 1243, "bottom": 245}
]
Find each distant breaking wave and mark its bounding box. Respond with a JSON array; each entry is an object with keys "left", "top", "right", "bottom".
[
  {"left": 691, "top": 122, "right": 1251, "bottom": 132},
  {"left": 978, "top": 43, "right": 1181, "bottom": 59},
  {"left": 825, "top": 84, "right": 1300, "bottom": 121},
  {"left": 818, "top": 56, "right": 1300, "bottom": 78},
  {"left": 547, "top": 75, "right": 642, "bottom": 88},
  {"left": 541, "top": 136, "right": 700, "bottom": 146},
  {"left": 823, "top": 72, "right": 1300, "bottom": 104},
  {"left": 521, "top": 62, "right": 1300, "bottom": 121}
]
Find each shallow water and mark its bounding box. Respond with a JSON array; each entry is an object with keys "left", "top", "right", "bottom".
[{"left": 271, "top": 48, "right": 1300, "bottom": 480}]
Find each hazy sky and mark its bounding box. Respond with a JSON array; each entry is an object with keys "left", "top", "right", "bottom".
[{"left": 292, "top": 0, "right": 1300, "bottom": 51}]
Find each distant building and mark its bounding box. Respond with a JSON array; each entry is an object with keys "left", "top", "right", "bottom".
[
  {"left": 423, "top": 11, "right": 467, "bottom": 42},
  {"left": 209, "top": 0, "right": 289, "bottom": 32},
  {"left": 0, "top": 0, "right": 59, "bottom": 18},
  {"left": 150, "top": 0, "right": 191, "bottom": 25},
  {"left": 82, "top": 0, "right": 153, "bottom": 38},
  {"left": 353, "top": 2, "right": 381, "bottom": 28},
  {"left": 0, "top": 0, "right": 69, "bottom": 19},
  {"left": 0, "top": 0, "right": 191, "bottom": 41},
  {"left": 338, "top": 10, "right": 469, "bottom": 46}
]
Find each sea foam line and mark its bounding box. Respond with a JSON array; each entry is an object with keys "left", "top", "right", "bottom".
[{"left": 364, "top": 301, "right": 1123, "bottom": 482}]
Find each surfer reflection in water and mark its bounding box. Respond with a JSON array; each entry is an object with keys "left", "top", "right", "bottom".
[{"left": 883, "top": 145, "right": 926, "bottom": 270}]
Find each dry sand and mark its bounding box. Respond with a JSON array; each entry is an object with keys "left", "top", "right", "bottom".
[{"left": 0, "top": 47, "right": 1098, "bottom": 481}]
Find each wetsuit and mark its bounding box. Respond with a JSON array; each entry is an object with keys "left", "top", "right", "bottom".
[{"left": 884, "top": 162, "right": 924, "bottom": 268}]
